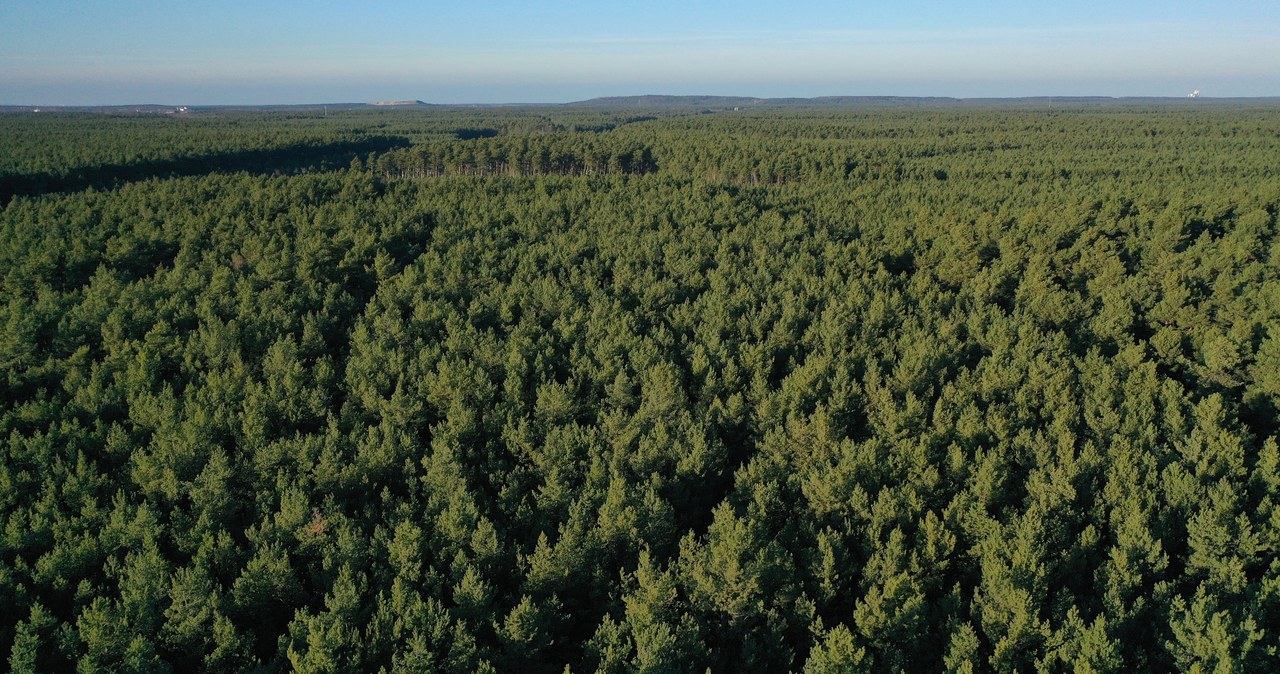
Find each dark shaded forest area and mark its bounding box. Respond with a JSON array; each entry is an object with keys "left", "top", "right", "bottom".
[{"left": 1, "top": 103, "right": 1278, "bottom": 673}]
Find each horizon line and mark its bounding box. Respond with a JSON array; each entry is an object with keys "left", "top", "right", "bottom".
[{"left": 5, "top": 93, "right": 1280, "bottom": 109}]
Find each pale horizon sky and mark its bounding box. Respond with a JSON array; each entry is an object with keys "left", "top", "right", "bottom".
[{"left": 2, "top": 1, "right": 1278, "bottom": 105}]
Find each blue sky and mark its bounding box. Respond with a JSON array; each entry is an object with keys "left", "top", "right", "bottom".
[{"left": 2, "top": 1, "right": 1277, "bottom": 104}]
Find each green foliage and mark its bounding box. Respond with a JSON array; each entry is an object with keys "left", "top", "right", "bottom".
[{"left": 2, "top": 103, "right": 1279, "bottom": 672}]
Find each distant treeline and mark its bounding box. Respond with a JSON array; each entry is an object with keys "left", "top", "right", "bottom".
[{"left": 373, "top": 134, "right": 660, "bottom": 178}]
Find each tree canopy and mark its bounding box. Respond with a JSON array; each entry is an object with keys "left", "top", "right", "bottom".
[{"left": 1, "top": 102, "right": 1278, "bottom": 672}]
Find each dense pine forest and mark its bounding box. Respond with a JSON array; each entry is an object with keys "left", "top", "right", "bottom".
[{"left": 1, "top": 102, "right": 1278, "bottom": 673}]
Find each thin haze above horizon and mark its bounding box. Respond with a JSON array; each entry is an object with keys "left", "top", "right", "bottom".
[{"left": 1, "top": 0, "right": 1278, "bottom": 105}]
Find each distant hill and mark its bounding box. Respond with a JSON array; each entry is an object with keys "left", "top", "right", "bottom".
[{"left": 566, "top": 95, "right": 769, "bottom": 108}]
